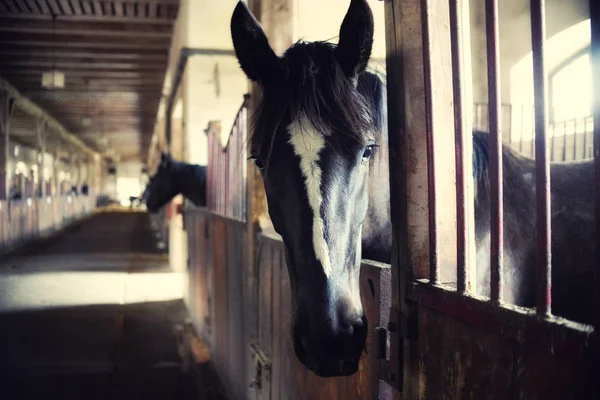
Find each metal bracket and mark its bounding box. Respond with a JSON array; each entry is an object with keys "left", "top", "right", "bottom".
[
  {"left": 374, "top": 307, "right": 418, "bottom": 391},
  {"left": 249, "top": 343, "right": 271, "bottom": 390}
]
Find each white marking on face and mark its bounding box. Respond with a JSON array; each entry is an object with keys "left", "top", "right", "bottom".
[{"left": 288, "top": 117, "right": 331, "bottom": 277}]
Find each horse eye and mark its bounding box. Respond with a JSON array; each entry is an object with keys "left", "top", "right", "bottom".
[
  {"left": 253, "top": 158, "right": 264, "bottom": 170},
  {"left": 362, "top": 145, "right": 375, "bottom": 159}
]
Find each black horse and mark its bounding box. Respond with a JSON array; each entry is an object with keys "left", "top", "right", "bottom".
[
  {"left": 231, "top": 0, "right": 595, "bottom": 377},
  {"left": 143, "top": 152, "right": 207, "bottom": 213}
]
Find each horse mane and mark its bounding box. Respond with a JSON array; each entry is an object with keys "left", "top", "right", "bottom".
[{"left": 250, "top": 40, "right": 381, "bottom": 167}]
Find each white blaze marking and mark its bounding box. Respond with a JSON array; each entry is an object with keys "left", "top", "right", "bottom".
[{"left": 288, "top": 117, "right": 331, "bottom": 276}]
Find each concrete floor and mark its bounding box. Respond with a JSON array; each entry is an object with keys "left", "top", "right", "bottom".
[{"left": 0, "top": 211, "right": 204, "bottom": 400}]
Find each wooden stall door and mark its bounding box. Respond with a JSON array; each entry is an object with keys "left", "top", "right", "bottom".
[
  {"left": 226, "top": 219, "right": 247, "bottom": 400},
  {"left": 253, "top": 234, "right": 393, "bottom": 400}
]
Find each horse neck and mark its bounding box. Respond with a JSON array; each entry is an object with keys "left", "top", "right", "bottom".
[
  {"left": 171, "top": 162, "right": 205, "bottom": 206},
  {"left": 359, "top": 71, "right": 392, "bottom": 263}
]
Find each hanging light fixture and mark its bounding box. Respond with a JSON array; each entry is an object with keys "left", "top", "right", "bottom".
[{"left": 42, "top": 14, "right": 65, "bottom": 89}]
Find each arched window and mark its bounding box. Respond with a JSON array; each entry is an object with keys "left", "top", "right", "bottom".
[{"left": 550, "top": 48, "right": 591, "bottom": 124}]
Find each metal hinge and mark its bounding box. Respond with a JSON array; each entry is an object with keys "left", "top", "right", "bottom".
[
  {"left": 249, "top": 343, "right": 271, "bottom": 390},
  {"left": 374, "top": 307, "right": 418, "bottom": 391}
]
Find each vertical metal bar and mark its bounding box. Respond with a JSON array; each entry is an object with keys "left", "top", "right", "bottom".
[
  {"left": 531, "top": 106, "right": 536, "bottom": 158},
  {"left": 530, "top": 0, "right": 551, "bottom": 318},
  {"left": 421, "top": 0, "right": 439, "bottom": 284},
  {"left": 2, "top": 94, "right": 9, "bottom": 201},
  {"left": 449, "top": 0, "right": 468, "bottom": 293},
  {"left": 507, "top": 104, "right": 513, "bottom": 145},
  {"left": 573, "top": 118, "right": 578, "bottom": 160},
  {"left": 550, "top": 123, "right": 556, "bottom": 162},
  {"left": 520, "top": 105, "right": 525, "bottom": 152},
  {"left": 485, "top": 0, "right": 503, "bottom": 303},
  {"left": 590, "top": 0, "right": 600, "bottom": 331},
  {"left": 562, "top": 121, "right": 567, "bottom": 161},
  {"left": 583, "top": 119, "right": 588, "bottom": 160}
]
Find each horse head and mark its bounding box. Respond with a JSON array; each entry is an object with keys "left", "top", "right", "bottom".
[
  {"left": 144, "top": 151, "right": 179, "bottom": 213},
  {"left": 231, "top": 0, "right": 379, "bottom": 377}
]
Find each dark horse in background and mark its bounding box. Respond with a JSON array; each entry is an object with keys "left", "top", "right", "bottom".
[
  {"left": 143, "top": 152, "right": 207, "bottom": 213},
  {"left": 231, "top": 0, "right": 595, "bottom": 377}
]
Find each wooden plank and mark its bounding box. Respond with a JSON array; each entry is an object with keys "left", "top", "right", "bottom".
[
  {"left": 80, "top": 0, "right": 93, "bottom": 15},
  {"left": 24, "top": 0, "right": 42, "bottom": 13},
  {"left": 227, "top": 220, "right": 246, "bottom": 400},
  {"left": 45, "top": 0, "right": 62, "bottom": 15},
  {"left": 0, "top": 45, "right": 169, "bottom": 57},
  {"left": 271, "top": 243, "right": 282, "bottom": 400},
  {"left": 0, "top": 39, "right": 170, "bottom": 49},
  {"left": 1, "top": 69, "right": 165, "bottom": 78},
  {"left": 1, "top": 0, "right": 18, "bottom": 13},
  {"left": 69, "top": 0, "right": 82, "bottom": 14},
  {"left": 212, "top": 217, "right": 229, "bottom": 380},
  {"left": 0, "top": 50, "right": 168, "bottom": 62},
  {"left": 0, "top": 27, "right": 172, "bottom": 39},
  {"left": 124, "top": 0, "right": 134, "bottom": 17},
  {"left": 257, "top": 238, "right": 273, "bottom": 400},
  {"left": 113, "top": 0, "right": 123, "bottom": 17},
  {"left": 417, "top": 307, "right": 514, "bottom": 398},
  {"left": 0, "top": 16, "right": 173, "bottom": 33},
  {"left": 0, "top": 60, "right": 167, "bottom": 71},
  {"left": 58, "top": 0, "right": 73, "bottom": 14}
]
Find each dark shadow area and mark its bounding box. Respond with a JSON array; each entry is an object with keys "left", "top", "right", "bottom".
[
  {"left": 0, "top": 300, "right": 201, "bottom": 400},
  {"left": 2, "top": 212, "right": 166, "bottom": 259}
]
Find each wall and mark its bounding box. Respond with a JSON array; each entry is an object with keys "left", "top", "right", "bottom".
[{"left": 469, "top": 0, "right": 589, "bottom": 103}]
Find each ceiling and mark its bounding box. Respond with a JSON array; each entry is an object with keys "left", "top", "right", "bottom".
[{"left": 0, "top": 0, "right": 180, "bottom": 163}]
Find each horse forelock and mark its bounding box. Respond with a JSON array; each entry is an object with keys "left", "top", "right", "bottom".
[{"left": 249, "top": 41, "right": 381, "bottom": 171}]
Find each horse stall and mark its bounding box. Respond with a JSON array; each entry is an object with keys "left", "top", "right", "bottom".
[
  {"left": 182, "top": 0, "right": 600, "bottom": 399},
  {"left": 185, "top": 97, "right": 394, "bottom": 399}
]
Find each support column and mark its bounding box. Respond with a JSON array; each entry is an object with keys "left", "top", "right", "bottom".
[
  {"left": 0, "top": 91, "right": 15, "bottom": 200},
  {"left": 54, "top": 138, "right": 61, "bottom": 196},
  {"left": 36, "top": 119, "right": 47, "bottom": 198}
]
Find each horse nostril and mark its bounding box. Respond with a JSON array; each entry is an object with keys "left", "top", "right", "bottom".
[{"left": 338, "top": 316, "right": 365, "bottom": 337}]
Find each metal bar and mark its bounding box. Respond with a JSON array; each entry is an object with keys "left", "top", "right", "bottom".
[
  {"left": 507, "top": 104, "right": 513, "bottom": 145},
  {"left": 590, "top": 0, "right": 600, "bottom": 332},
  {"left": 520, "top": 105, "right": 525, "bottom": 152},
  {"left": 531, "top": 106, "right": 536, "bottom": 158},
  {"left": 583, "top": 120, "right": 588, "bottom": 160},
  {"left": 449, "top": 0, "right": 468, "bottom": 293},
  {"left": 421, "top": 0, "right": 439, "bottom": 284},
  {"left": 573, "top": 119, "right": 578, "bottom": 160},
  {"left": 485, "top": 0, "right": 503, "bottom": 303},
  {"left": 550, "top": 123, "right": 555, "bottom": 162},
  {"left": 562, "top": 120, "right": 567, "bottom": 161},
  {"left": 530, "top": 0, "right": 552, "bottom": 318}
]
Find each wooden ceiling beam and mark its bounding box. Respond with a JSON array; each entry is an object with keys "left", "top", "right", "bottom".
[
  {"left": 0, "top": 39, "right": 169, "bottom": 50},
  {"left": 7, "top": 78, "right": 164, "bottom": 89},
  {"left": 0, "top": 17, "right": 174, "bottom": 35},
  {"left": 0, "top": 13, "right": 176, "bottom": 24},
  {"left": 0, "top": 49, "right": 169, "bottom": 61},
  {"left": 1, "top": 27, "right": 172, "bottom": 39},
  {"left": 0, "top": 60, "right": 168, "bottom": 71},
  {"left": 1, "top": 69, "right": 166, "bottom": 79}
]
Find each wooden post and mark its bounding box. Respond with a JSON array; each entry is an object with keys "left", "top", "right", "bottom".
[
  {"left": 36, "top": 119, "right": 47, "bottom": 198},
  {"left": 384, "top": 0, "right": 471, "bottom": 394},
  {"left": 0, "top": 92, "right": 14, "bottom": 201},
  {"left": 54, "top": 138, "right": 61, "bottom": 196},
  {"left": 241, "top": 1, "right": 295, "bottom": 398}
]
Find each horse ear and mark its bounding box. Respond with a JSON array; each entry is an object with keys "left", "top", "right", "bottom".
[
  {"left": 231, "top": 1, "right": 282, "bottom": 84},
  {"left": 335, "top": 0, "right": 374, "bottom": 79}
]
